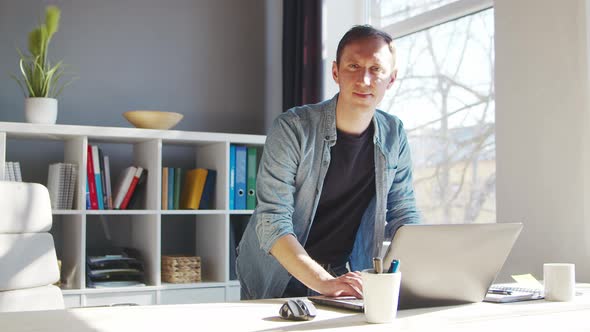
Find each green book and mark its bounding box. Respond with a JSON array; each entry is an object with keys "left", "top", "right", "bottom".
[
  {"left": 246, "top": 147, "right": 257, "bottom": 210},
  {"left": 174, "top": 168, "right": 182, "bottom": 210}
]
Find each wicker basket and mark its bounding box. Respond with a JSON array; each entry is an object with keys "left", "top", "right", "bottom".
[{"left": 161, "top": 255, "right": 201, "bottom": 283}]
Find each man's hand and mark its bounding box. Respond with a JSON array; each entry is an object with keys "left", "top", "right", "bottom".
[
  {"left": 316, "top": 271, "right": 363, "bottom": 298},
  {"left": 269, "top": 234, "right": 364, "bottom": 298}
]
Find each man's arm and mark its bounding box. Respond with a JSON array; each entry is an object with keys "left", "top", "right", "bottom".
[
  {"left": 254, "top": 114, "right": 362, "bottom": 298},
  {"left": 270, "top": 234, "right": 362, "bottom": 298},
  {"left": 385, "top": 122, "right": 421, "bottom": 239}
]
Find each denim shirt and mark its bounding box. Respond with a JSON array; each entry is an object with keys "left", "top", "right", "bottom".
[{"left": 236, "top": 94, "right": 420, "bottom": 299}]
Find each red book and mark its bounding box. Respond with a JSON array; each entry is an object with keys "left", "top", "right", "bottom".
[
  {"left": 119, "top": 167, "right": 143, "bottom": 210},
  {"left": 86, "top": 145, "right": 98, "bottom": 210}
]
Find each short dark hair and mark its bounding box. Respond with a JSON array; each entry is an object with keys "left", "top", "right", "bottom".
[{"left": 336, "top": 25, "right": 395, "bottom": 66}]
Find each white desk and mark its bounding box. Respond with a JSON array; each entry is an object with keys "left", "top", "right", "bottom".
[{"left": 2, "top": 284, "right": 589, "bottom": 332}]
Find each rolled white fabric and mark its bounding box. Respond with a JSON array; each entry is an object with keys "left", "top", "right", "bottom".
[
  {"left": 0, "top": 233, "right": 60, "bottom": 290},
  {"left": 0, "top": 181, "right": 52, "bottom": 233},
  {"left": 0, "top": 285, "right": 64, "bottom": 312}
]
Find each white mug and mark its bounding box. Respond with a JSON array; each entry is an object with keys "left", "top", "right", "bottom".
[
  {"left": 361, "top": 269, "right": 402, "bottom": 323},
  {"left": 543, "top": 263, "right": 575, "bottom": 302}
]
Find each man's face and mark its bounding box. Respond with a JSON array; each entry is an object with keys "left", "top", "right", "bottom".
[{"left": 332, "top": 37, "right": 397, "bottom": 113}]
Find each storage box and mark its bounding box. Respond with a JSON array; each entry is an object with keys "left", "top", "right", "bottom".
[{"left": 161, "top": 255, "right": 201, "bottom": 283}]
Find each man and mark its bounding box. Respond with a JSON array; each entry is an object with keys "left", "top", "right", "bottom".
[{"left": 236, "top": 25, "right": 420, "bottom": 300}]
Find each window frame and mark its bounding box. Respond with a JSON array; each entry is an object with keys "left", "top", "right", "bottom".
[{"left": 367, "top": 0, "right": 493, "bottom": 39}]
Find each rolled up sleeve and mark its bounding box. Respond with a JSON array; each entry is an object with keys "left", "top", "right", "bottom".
[
  {"left": 385, "top": 123, "right": 421, "bottom": 239},
  {"left": 253, "top": 114, "right": 301, "bottom": 253}
]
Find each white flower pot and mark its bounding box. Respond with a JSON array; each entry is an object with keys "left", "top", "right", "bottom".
[{"left": 24, "top": 97, "right": 58, "bottom": 124}]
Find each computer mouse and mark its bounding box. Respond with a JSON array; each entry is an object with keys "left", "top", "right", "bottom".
[{"left": 279, "top": 298, "right": 317, "bottom": 321}]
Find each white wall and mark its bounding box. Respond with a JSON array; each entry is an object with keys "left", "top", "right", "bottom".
[
  {"left": 0, "top": 0, "right": 266, "bottom": 134},
  {"left": 322, "top": 0, "right": 366, "bottom": 100},
  {"left": 495, "top": 0, "right": 590, "bottom": 282}
]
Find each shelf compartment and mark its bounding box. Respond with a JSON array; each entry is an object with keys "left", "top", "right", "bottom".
[
  {"left": 52, "top": 214, "right": 85, "bottom": 290},
  {"left": 229, "top": 215, "right": 250, "bottom": 281},
  {"left": 3, "top": 137, "right": 84, "bottom": 210},
  {"left": 161, "top": 214, "right": 228, "bottom": 283},
  {"left": 85, "top": 139, "right": 160, "bottom": 211},
  {"left": 161, "top": 141, "right": 225, "bottom": 211},
  {"left": 85, "top": 214, "right": 159, "bottom": 288}
]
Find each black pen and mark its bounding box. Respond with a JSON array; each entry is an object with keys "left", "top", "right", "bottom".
[{"left": 488, "top": 289, "right": 512, "bottom": 295}]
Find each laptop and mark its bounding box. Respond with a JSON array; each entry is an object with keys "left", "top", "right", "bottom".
[{"left": 309, "top": 222, "right": 523, "bottom": 311}]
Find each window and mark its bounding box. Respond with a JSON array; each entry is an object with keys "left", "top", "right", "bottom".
[
  {"left": 370, "top": 1, "right": 495, "bottom": 223},
  {"left": 369, "top": 0, "right": 460, "bottom": 26}
]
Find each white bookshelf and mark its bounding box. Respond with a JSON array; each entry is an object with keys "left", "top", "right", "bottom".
[{"left": 0, "top": 121, "right": 265, "bottom": 308}]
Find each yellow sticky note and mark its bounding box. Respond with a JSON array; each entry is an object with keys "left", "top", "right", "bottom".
[{"left": 511, "top": 273, "right": 543, "bottom": 288}]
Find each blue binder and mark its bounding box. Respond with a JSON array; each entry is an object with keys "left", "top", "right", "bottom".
[
  {"left": 229, "top": 145, "right": 236, "bottom": 210},
  {"left": 234, "top": 145, "right": 247, "bottom": 210}
]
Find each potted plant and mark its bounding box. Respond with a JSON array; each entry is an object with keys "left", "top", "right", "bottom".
[{"left": 10, "top": 5, "right": 75, "bottom": 124}]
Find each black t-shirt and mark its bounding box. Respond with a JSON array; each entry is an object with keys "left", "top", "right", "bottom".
[{"left": 304, "top": 123, "right": 375, "bottom": 266}]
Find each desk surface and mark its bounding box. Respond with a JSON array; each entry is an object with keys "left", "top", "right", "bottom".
[{"left": 2, "top": 284, "right": 590, "bottom": 332}]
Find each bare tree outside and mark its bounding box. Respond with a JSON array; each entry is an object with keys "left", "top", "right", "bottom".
[{"left": 375, "top": 6, "right": 495, "bottom": 224}]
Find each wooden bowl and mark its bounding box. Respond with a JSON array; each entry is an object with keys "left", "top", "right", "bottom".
[{"left": 123, "top": 111, "right": 183, "bottom": 130}]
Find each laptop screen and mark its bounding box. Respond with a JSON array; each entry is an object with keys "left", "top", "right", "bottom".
[
  {"left": 310, "top": 223, "right": 522, "bottom": 310},
  {"left": 384, "top": 223, "right": 522, "bottom": 309}
]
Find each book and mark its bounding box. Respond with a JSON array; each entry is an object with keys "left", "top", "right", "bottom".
[
  {"left": 246, "top": 147, "right": 257, "bottom": 210},
  {"left": 9, "top": 162, "right": 16, "bottom": 181},
  {"left": 127, "top": 169, "right": 148, "bottom": 209},
  {"left": 162, "top": 167, "right": 168, "bottom": 210},
  {"left": 113, "top": 166, "right": 137, "bottom": 209},
  {"left": 234, "top": 145, "right": 247, "bottom": 210},
  {"left": 6, "top": 162, "right": 13, "bottom": 181},
  {"left": 174, "top": 167, "right": 182, "bottom": 210},
  {"left": 229, "top": 145, "right": 236, "bottom": 209},
  {"left": 47, "top": 163, "right": 63, "bottom": 209},
  {"left": 168, "top": 167, "right": 174, "bottom": 210},
  {"left": 199, "top": 169, "right": 217, "bottom": 210},
  {"left": 98, "top": 148, "right": 108, "bottom": 209},
  {"left": 66, "top": 163, "right": 77, "bottom": 209},
  {"left": 63, "top": 163, "right": 72, "bottom": 209},
  {"left": 85, "top": 180, "right": 91, "bottom": 209},
  {"left": 180, "top": 168, "right": 208, "bottom": 209},
  {"left": 119, "top": 167, "right": 144, "bottom": 210},
  {"left": 13, "top": 161, "right": 22, "bottom": 182},
  {"left": 91, "top": 145, "right": 104, "bottom": 210},
  {"left": 86, "top": 146, "right": 98, "bottom": 209},
  {"left": 103, "top": 155, "right": 113, "bottom": 209}
]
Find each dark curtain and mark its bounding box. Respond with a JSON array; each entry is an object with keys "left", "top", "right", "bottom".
[{"left": 283, "top": 0, "right": 323, "bottom": 111}]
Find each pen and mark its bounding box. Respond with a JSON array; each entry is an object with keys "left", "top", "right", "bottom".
[
  {"left": 488, "top": 289, "right": 512, "bottom": 295},
  {"left": 388, "top": 259, "right": 400, "bottom": 273},
  {"left": 373, "top": 257, "right": 383, "bottom": 274}
]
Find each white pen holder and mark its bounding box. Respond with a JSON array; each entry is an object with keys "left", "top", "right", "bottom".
[{"left": 361, "top": 269, "right": 402, "bottom": 323}]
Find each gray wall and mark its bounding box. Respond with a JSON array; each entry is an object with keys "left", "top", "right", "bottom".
[
  {"left": 0, "top": 0, "right": 266, "bottom": 134},
  {"left": 0, "top": 0, "right": 268, "bottom": 186}
]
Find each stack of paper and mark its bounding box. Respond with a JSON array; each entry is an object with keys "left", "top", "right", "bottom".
[
  {"left": 3, "top": 161, "right": 23, "bottom": 182},
  {"left": 47, "top": 162, "right": 78, "bottom": 209}
]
